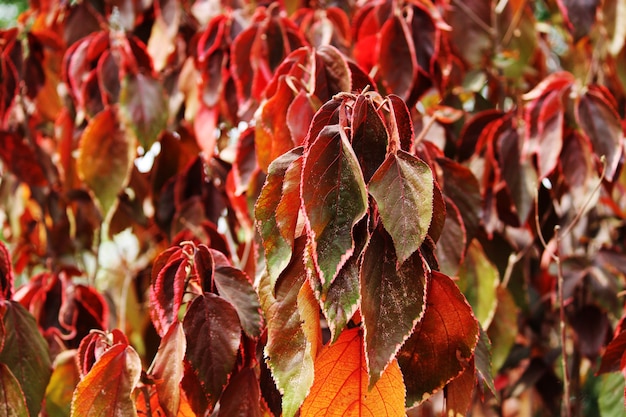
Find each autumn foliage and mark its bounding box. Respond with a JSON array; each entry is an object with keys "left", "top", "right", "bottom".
[{"left": 2, "top": 0, "right": 626, "bottom": 416}]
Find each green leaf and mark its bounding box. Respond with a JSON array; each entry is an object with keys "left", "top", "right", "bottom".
[
  {"left": 599, "top": 372, "right": 625, "bottom": 417},
  {"left": 119, "top": 73, "right": 168, "bottom": 151},
  {"left": 360, "top": 224, "right": 427, "bottom": 388},
  {"left": 302, "top": 126, "right": 368, "bottom": 292},
  {"left": 214, "top": 266, "right": 263, "bottom": 338},
  {"left": 45, "top": 350, "right": 80, "bottom": 417},
  {"left": 0, "top": 301, "right": 51, "bottom": 417},
  {"left": 323, "top": 252, "right": 361, "bottom": 342},
  {"left": 474, "top": 328, "right": 496, "bottom": 396},
  {"left": 71, "top": 343, "right": 142, "bottom": 417},
  {"left": 0, "top": 363, "right": 28, "bottom": 417},
  {"left": 77, "top": 106, "right": 135, "bottom": 220},
  {"left": 487, "top": 286, "right": 518, "bottom": 372},
  {"left": 369, "top": 150, "right": 433, "bottom": 264},
  {"left": 183, "top": 293, "right": 241, "bottom": 408},
  {"left": 264, "top": 238, "right": 315, "bottom": 417},
  {"left": 398, "top": 272, "right": 479, "bottom": 406},
  {"left": 255, "top": 148, "right": 303, "bottom": 291},
  {"left": 458, "top": 240, "right": 499, "bottom": 327}
]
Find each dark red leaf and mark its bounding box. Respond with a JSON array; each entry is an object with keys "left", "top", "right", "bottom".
[
  {"left": 0, "top": 131, "right": 48, "bottom": 187},
  {"left": 217, "top": 368, "right": 264, "bottom": 417},
  {"left": 378, "top": 15, "right": 417, "bottom": 100},
  {"left": 151, "top": 321, "right": 186, "bottom": 417},
  {"left": 182, "top": 292, "right": 241, "bottom": 409},
  {"left": 398, "top": 272, "right": 479, "bottom": 406},
  {"left": 350, "top": 94, "right": 389, "bottom": 183},
  {"left": 0, "top": 242, "right": 13, "bottom": 301},
  {"left": 150, "top": 252, "right": 188, "bottom": 336},
  {"left": 214, "top": 266, "right": 263, "bottom": 338}
]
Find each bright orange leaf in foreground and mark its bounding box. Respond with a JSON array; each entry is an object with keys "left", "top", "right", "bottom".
[{"left": 300, "top": 327, "right": 405, "bottom": 417}]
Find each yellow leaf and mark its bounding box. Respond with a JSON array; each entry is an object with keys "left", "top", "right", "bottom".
[{"left": 300, "top": 328, "right": 405, "bottom": 417}]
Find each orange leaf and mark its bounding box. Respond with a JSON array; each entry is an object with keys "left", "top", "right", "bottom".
[
  {"left": 300, "top": 328, "right": 405, "bottom": 417},
  {"left": 71, "top": 343, "right": 142, "bottom": 416}
]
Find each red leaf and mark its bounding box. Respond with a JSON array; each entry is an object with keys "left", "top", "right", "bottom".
[
  {"left": 350, "top": 94, "right": 389, "bottom": 183},
  {"left": 0, "top": 131, "right": 48, "bottom": 187},
  {"left": 213, "top": 266, "right": 263, "bottom": 338},
  {"left": 598, "top": 329, "right": 626, "bottom": 374},
  {"left": 529, "top": 89, "right": 564, "bottom": 179},
  {"left": 445, "top": 358, "right": 476, "bottom": 416},
  {"left": 378, "top": 15, "right": 418, "bottom": 100},
  {"left": 71, "top": 343, "right": 142, "bottom": 416},
  {"left": 576, "top": 87, "right": 624, "bottom": 181},
  {"left": 0, "top": 242, "right": 13, "bottom": 301},
  {"left": 360, "top": 224, "right": 427, "bottom": 388},
  {"left": 436, "top": 198, "right": 467, "bottom": 276},
  {"left": 149, "top": 249, "right": 187, "bottom": 336},
  {"left": 302, "top": 125, "right": 368, "bottom": 292},
  {"left": 182, "top": 292, "right": 241, "bottom": 409},
  {"left": 397, "top": 272, "right": 479, "bottom": 406}
]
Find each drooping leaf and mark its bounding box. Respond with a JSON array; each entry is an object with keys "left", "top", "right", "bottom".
[
  {"left": 350, "top": 94, "right": 389, "bottom": 183},
  {"left": 576, "top": 87, "right": 623, "bottom": 181},
  {"left": 435, "top": 197, "right": 466, "bottom": 277},
  {"left": 213, "top": 266, "right": 263, "bottom": 338},
  {"left": 217, "top": 368, "right": 264, "bottom": 417},
  {"left": 150, "top": 321, "right": 186, "bottom": 417},
  {"left": 119, "top": 73, "right": 168, "bottom": 151},
  {"left": 264, "top": 237, "right": 315, "bottom": 417},
  {"left": 458, "top": 240, "right": 499, "bottom": 327},
  {"left": 300, "top": 328, "right": 406, "bottom": 417},
  {"left": 45, "top": 350, "right": 80, "bottom": 417},
  {"left": 598, "top": 372, "right": 626, "bottom": 416},
  {"left": 0, "top": 242, "right": 13, "bottom": 301},
  {"left": 77, "top": 106, "right": 135, "bottom": 219},
  {"left": 398, "top": 272, "right": 479, "bottom": 406},
  {"left": 323, "top": 247, "right": 361, "bottom": 342},
  {"left": 302, "top": 126, "right": 368, "bottom": 291},
  {"left": 71, "top": 343, "right": 142, "bottom": 417},
  {"left": 444, "top": 358, "right": 476, "bottom": 417},
  {"left": 0, "top": 301, "right": 51, "bottom": 417},
  {"left": 475, "top": 328, "right": 496, "bottom": 396},
  {"left": 598, "top": 330, "right": 626, "bottom": 375},
  {"left": 360, "top": 224, "right": 427, "bottom": 388},
  {"left": 528, "top": 89, "right": 564, "bottom": 179},
  {"left": 182, "top": 292, "right": 241, "bottom": 408},
  {"left": 487, "top": 286, "right": 518, "bottom": 373},
  {"left": 368, "top": 150, "right": 434, "bottom": 264},
  {"left": 378, "top": 14, "right": 417, "bottom": 100},
  {"left": 255, "top": 148, "right": 303, "bottom": 290},
  {"left": 0, "top": 363, "right": 28, "bottom": 417}
]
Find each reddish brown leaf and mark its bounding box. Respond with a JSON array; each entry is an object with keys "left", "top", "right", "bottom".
[
  {"left": 598, "top": 329, "right": 626, "bottom": 374},
  {"left": 149, "top": 252, "right": 188, "bottom": 337},
  {"left": 445, "top": 358, "right": 476, "bottom": 416},
  {"left": 576, "top": 87, "right": 623, "bottom": 181},
  {"left": 213, "top": 266, "right": 263, "bottom": 338},
  {"left": 302, "top": 125, "right": 367, "bottom": 292},
  {"left": 0, "top": 131, "right": 48, "bottom": 187},
  {"left": 151, "top": 321, "right": 186, "bottom": 417},
  {"left": 350, "top": 94, "right": 389, "bottom": 183},
  {"left": 378, "top": 15, "right": 417, "bottom": 100},
  {"left": 0, "top": 242, "right": 13, "bottom": 301},
  {"left": 436, "top": 198, "right": 466, "bottom": 277},
  {"left": 217, "top": 368, "right": 264, "bottom": 417},
  {"left": 300, "top": 328, "right": 406, "bottom": 416},
  {"left": 182, "top": 293, "right": 241, "bottom": 408},
  {"left": 360, "top": 224, "right": 427, "bottom": 388},
  {"left": 71, "top": 343, "right": 142, "bottom": 416},
  {"left": 397, "top": 272, "right": 479, "bottom": 406}
]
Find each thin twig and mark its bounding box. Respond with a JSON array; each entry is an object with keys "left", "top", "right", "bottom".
[{"left": 554, "top": 225, "right": 572, "bottom": 417}]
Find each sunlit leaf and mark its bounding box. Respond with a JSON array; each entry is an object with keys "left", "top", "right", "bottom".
[
  {"left": 45, "top": 350, "right": 80, "bottom": 417},
  {"left": 255, "top": 148, "right": 303, "bottom": 290},
  {"left": 0, "top": 363, "right": 28, "bottom": 417},
  {"left": 300, "top": 328, "right": 406, "bottom": 417},
  {"left": 183, "top": 293, "right": 241, "bottom": 408},
  {"left": 119, "top": 73, "right": 168, "bottom": 151},
  {"left": 264, "top": 238, "right": 315, "bottom": 417},
  {"left": 360, "top": 224, "right": 426, "bottom": 388},
  {"left": 77, "top": 106, "right": 135, "bottom": 219},
  {"left": 368, "top": 150, "right": 434, "bottom": 264},
  {"left": 213, "top": 266, "right": 263, "bottom": 338},
  {"left": 0, "top": 301, "right": 51, "bottom": 417},
  {"left": 445, "top": 358, "right": 475, "bottom": 417},
  {"left": 151, "top": 322, "right": 186, "bottom": 417},
  {"left": 598, "top": 372, "right": 625, "bottom": 416},
  {"left": 398, "top": 272, "right": 479, "bottom": 406},
  {"left": 302, "top": 126, "right": 368, "bottom": 291},
  {"left": 71, "top": 343, "right": 142, "bottom": 417}
]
